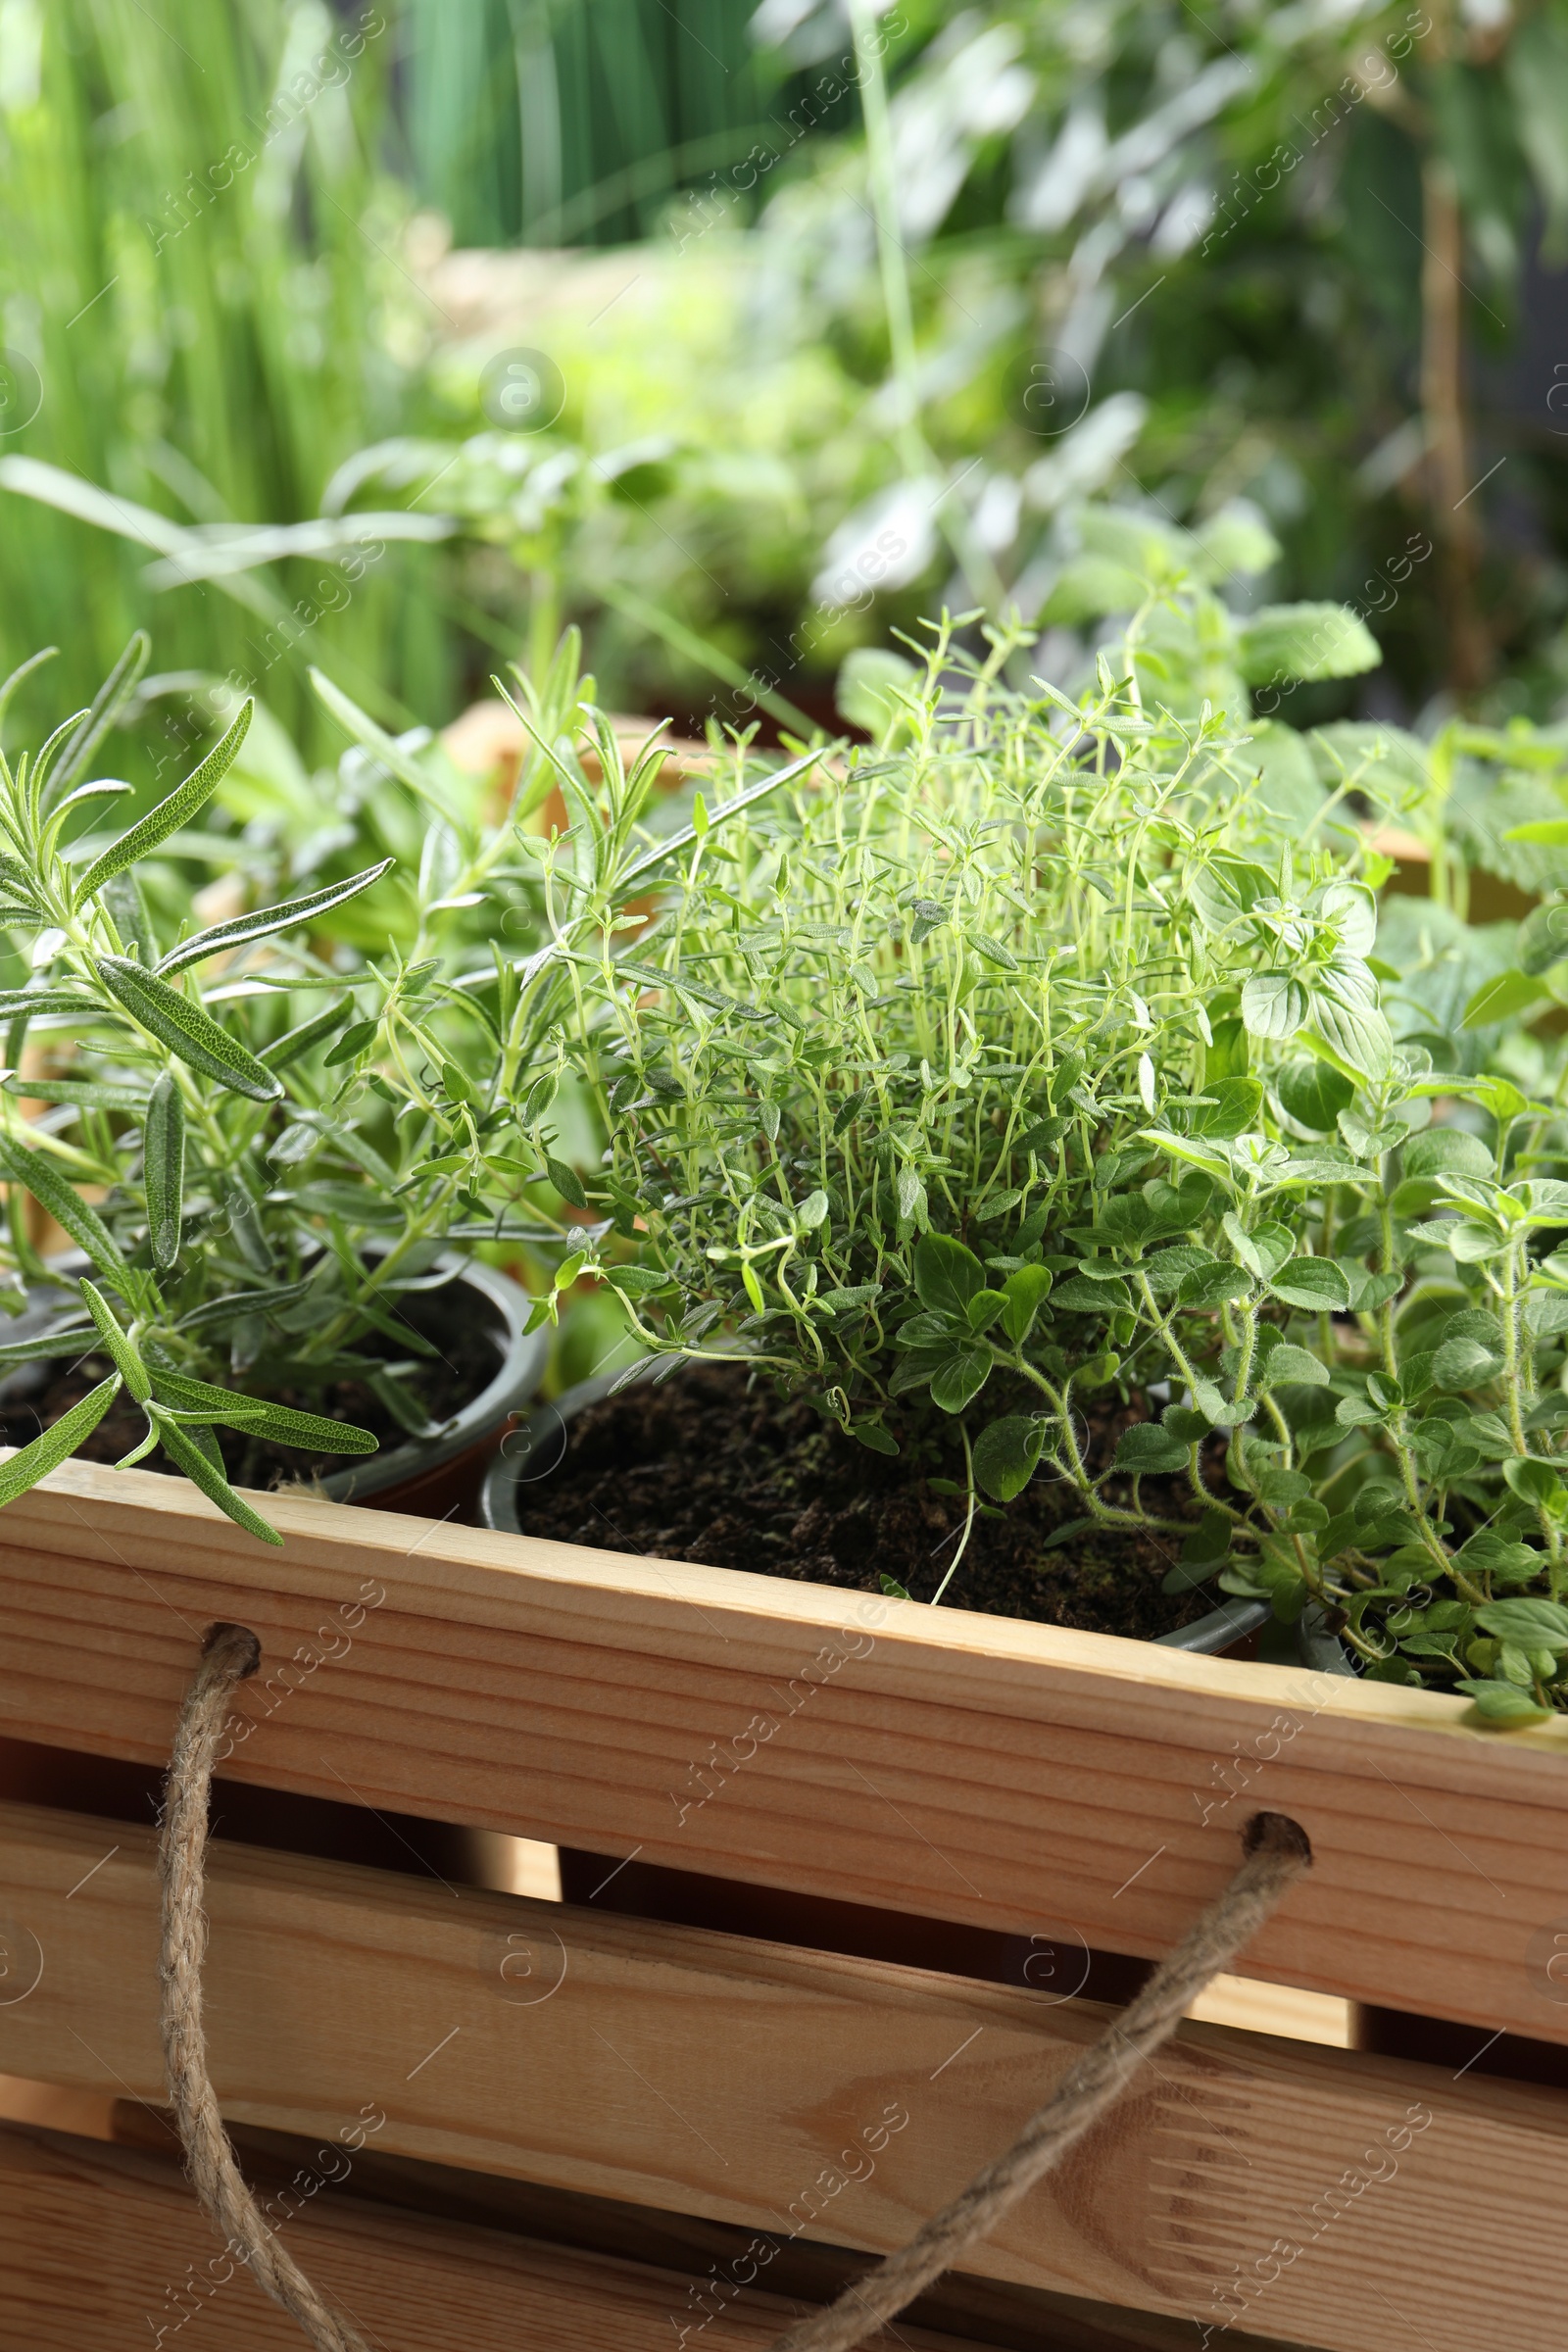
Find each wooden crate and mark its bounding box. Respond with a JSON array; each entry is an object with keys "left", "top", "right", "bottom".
[{"left": 1, "top": 1455, "right": 1565, "bottom": 2351}]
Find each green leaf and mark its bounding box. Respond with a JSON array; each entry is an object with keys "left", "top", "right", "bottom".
[
  {"left": 1504, "top": 1455, "right": 1565, "bottom": 1505},
  {"left": 1474, "top": 1598, "right": 1568, "bottom": 1649},
  {"left": 1000, "top": 1261, "right": 1052, "bottom": 1344},
  {"left": 1433, "top": 1336, "right": 1503, "bottom": 1391},
  {"left": 1194, "top": 1076, "right": 1263, "bottom": 1138},
  {"left": 1308, "top": 988, "right": 1392, "bottom": 1083},
  {"left": 878, "top": 1570, "right": 911, "bottom": 1597},
  {"left": 74, "top": 699, "right": 253, "bottom": 905},
  {"left": 95, "top": 958, "right": 282, "bottom": 1102},
  {"left": 852, "top": 1419, "right": 899, "bottom": 1455},
  {"left": 928, "top": 1343, "right": 992, "bottom": 1414},
  {"left": 818, "top": 1282, "right": 881, "bottom": 1315},
  {"left": 48, "top": 629, "right": 148, "bottom": 806},
  {"left": 973, "top": 1414, "right": 1047, "bottom": 1501},
  {"left": 0, "top": 989, "right": 104, "bottom": 1023},
  {"left": 1176, "top": 1261, "right": 1251, "bottom": 1309},
  {"left": 0, "top": 1320, "right": 94, "bottom": 1366},
  {"left": 546, "top": 1153, "right": 588, "bottom": 1209},
  {"left": 259, "top": 997, "right": 351, "bottom": 1070},
  {"left": 77, "top": 1277, "right": 149, "bottom": 1402},
  {"left": 1260, "top": 1345, "right": 1330, "bottom": 1388},
  {"left": 1402, "top": 1129, "right": 1493, "bottom": 1182},
  {"left": 155, "top": 858, "right": 394, "bottom": 978},
  {"left": 1268, "top": 1257, "right": 1351, "bottom": 1311},
  {"left": 0, "top": 1132, "right": 125, "bottom": 1288},
  {"left": 1452, "top": 1679, "right": 1553, "bottom": 1724},
  {"left": 1236, "top": 602, "right": 1381, "bottom": 684},
  {"left": 1, "top": 1074, "right": 147, "bottom": 1112},
  {"left": 147, "top": 1406, "right": 283, "bottom": 1545},
  {"left": 1517, "top": 899, "right": 1568, "bottom": 976},
  {"left": 1113, "top": 1422, "right": 1188, "bottom": 1474},
  {"left": 1241, "top": 972, "right": 1309, "bottom": 1041},
  {"left": 220, "top": 1397, "right": 378, "bottom": 1455},
  {"left": 0, "top": 1371, "right": 121, "bottom": 1507},
  {"left": 322, "top": 1015, "right": 377, "bottom": 1068},
  {"left": 912, "top": 1232, "right": 986, "bottom": 1318},
  {"left": 1463, "top": 969, "right": 1550, "bottom": 1028},
  {"left": 797, "top": 1189, "right": 829, "bottom": 1231},
  {"left": 1275, "top": 1060, "right": 1353, "bottom": 1132},
  {"left": 965, "top": 1288, "right": 1007, "bottom": 1334},
  {"left": 143, "top": 1071, "right": 184, "bottom": 1270},
  {"left": 607, "top": 1264, "right": 674, "bottom": 1298}
]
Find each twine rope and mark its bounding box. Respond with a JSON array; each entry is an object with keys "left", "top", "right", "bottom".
[
  {"left": 158, "top": 1629, "right": 1308, "bottom": 2352},
  {"left": 159, "top": 1621, "right": 374, "bottom": 2352},
  {"left": 764, "top": 1809, "right": 1312, "bottom": 2352}
]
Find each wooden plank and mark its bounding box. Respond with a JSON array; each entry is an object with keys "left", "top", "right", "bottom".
[
  {"left": 3, "top": 1457, "right": 1568, "bottom": 2035},
  {"left": 0, "top": 1796, "right": 1563, "bottom": 2352},
  {"left": 0, "top": 2121, "right": 986, "bottom": 2351}
]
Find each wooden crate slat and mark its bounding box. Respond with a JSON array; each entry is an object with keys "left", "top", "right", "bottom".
[
  {"left": 0, "top": 2120, "right": 988, "bottom": 2351},
  {"left": 1, "top": 1796, "right": 1564, "bottom": 2352},
  {"left": 4, "top": 1461, "right": 1568, "bottom": 2035}
]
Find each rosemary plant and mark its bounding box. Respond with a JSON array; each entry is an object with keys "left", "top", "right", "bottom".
[{"left": 0, "top": 637, "right": 506, "bottom": 1544}]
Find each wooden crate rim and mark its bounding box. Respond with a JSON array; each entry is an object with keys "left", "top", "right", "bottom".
[{"left": 10, "top": 1451, "right": 1563, "bottom": 1753}]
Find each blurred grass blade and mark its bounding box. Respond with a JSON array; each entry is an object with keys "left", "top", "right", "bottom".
[{"left": 47, "top": 631, "right": 149, "bottom": 808}]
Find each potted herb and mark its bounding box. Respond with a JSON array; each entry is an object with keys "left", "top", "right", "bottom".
[
  {"left": 461, "top": 557, "right": 1568, "bottom": 1718},
  {"left": 0, "top": 640, "right": 545, "bottom": 1544}
]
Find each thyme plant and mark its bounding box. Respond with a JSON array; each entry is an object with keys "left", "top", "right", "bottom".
[{"left": 502, "top": 605, "right": 1568, "bottom": 1720}]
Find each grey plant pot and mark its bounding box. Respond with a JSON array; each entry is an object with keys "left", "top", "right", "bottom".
[
  {"left": 318, "top": 1253, "right": 547, "bottom": 1505},
  {"left": 2, "top": 1250, "right": 547, "bottom": 1510},
  {"left": 481, "top": 1366, "right": 1275, "bottom": 1659}
]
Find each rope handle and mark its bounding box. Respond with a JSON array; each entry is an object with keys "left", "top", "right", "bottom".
[
  {"left": 160, "top": 1623, "right": 374, "bottom": 2352},
  {"left": 159, "top": 1624, "right": 1310, "bottom": 2352}
]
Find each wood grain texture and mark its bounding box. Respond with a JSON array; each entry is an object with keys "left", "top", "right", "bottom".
[
  {"left": 1, "top": 1796, "right": 1564, "bottom": 2352},
  {"left": 4, "top": 1456, "right": 1568, "bottom": 2036},
  {"left": 0, "top": 2122, "right": 986, "bottom": 2352}
]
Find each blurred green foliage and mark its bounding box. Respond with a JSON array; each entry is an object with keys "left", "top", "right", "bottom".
[{"left": 0, "top": 0, "right": 451, "bottom": 758}]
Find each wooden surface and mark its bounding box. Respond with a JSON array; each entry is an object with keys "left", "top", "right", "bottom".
[
  {"left": 1, "top": 1796, "right": 1563, "bottom": 2352},
  {"left": 0, "top": 2121, "right": 991, "bottom": 2351},
  {"left": 4, "top": 1456, "right": 1568, "bottom": 2036}
]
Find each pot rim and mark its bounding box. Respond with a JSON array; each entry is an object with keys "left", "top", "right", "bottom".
[
  {"left": 319, "top": 1252, "right": 547, "bottom": 1502},
  {"left": 480, "top": 1359, "right": 1271, "bottom": 1658}
]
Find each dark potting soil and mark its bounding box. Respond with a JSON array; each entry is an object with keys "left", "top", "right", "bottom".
[
  {"left": 0, "top": 1273, "right": 505, "bottom": 1494},
  {"left": 511, "top": 1361, "right": 1226, "bottom": 1639}
]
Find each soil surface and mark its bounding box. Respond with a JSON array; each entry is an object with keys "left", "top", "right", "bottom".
[
  {"left": 510, "top": 1362, "right": 1231, "bottom": 1639},
  {"left": 0, "top": 1273, "right": 505, "bottom": 1494}
]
